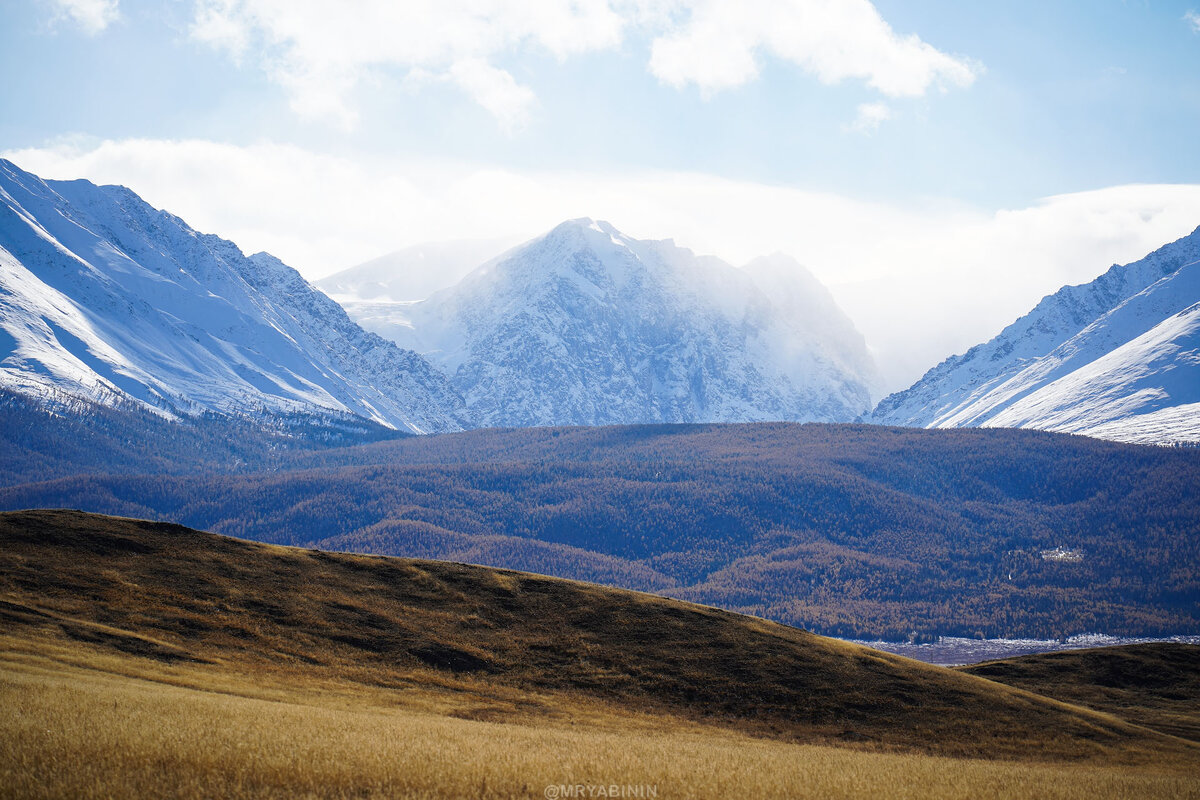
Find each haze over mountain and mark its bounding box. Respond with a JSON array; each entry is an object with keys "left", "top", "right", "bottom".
[
  {"left": 316, "top": 237, "right": 514, "bottom": 302},
  {"left": 0, "top": 160, "right": 465, "bottom": 434},
  {"left": 343, "top": 218, "right": 879, "bottom": 428},
  {"left": 869, "top": 226, "right": 1200, "bottom": 445}
]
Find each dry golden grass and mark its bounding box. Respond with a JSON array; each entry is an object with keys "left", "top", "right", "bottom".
[
  {"left": 3, "top": 651, "right": 1198, "bottom": 800},
  {"left": 1, "top": 510, "right": 1199, "bottom": 798}
]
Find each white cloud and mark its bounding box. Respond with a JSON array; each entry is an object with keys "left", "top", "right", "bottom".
[
  {"left": 646, "top": 0, "right": 978, "bottom": 96},
  {"left": 190, "top": 0, "right": 250, "bottom": 61},
  {"left": 188, "top": 0, "right": 626, "bottom": 130},
  {"left": 49, "top": 0, "right": 119, "bottom": 35},
  {"left": 1186, "top": 10, "right": 1200, "bottom": 33},
  {"left": 448, "top": 59, "right": 538, "bottom": 133},
  {"left": 845, "top": 101, "right": 891, "bottom": 134},
  {"left": 9, "top": 138, "right": 1197, "bottom": 393},
  {"left": 186, "top": 0, "right": 976, "bottom": 129}
]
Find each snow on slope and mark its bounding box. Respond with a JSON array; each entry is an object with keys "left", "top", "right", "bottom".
[
  {"left": 0, "top": 159, "right": 466, "bottom": 434},
  {"left": 869, "top": 225, "right": 1200, "bottom": 445},
  {"left": 344, "top": 218, "right": 878, "bottom": 428},
  {"left": 984, "top": 298, "right": 1200, "bottom": 444}
]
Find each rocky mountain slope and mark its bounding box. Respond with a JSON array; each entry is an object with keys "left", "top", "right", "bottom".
[
  {"left": 344, "top": 219, "right": 878, "bottom": 427},
  {"left": 869, "top": 226, "right": 1200, "bottom": 445},
  {"left": 0, "top": 160, "right": 465, "bottom": 434}
]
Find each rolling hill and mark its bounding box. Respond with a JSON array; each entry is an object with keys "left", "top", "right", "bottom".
[
  {"left": 962, "top": 643, "right": 1200, "bottom": 743},
  {"left": 3, "top": 423, "right": 1197, "bottom": 641},
  {"left": 2, "top": 510, "right": 1197, "bottom": 799},
  {"left": 0, "top": 509, "right": 1194, "bottom": 758}
]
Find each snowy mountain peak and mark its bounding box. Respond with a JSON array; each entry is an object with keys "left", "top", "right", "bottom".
[
  {"left": 341, "top": 219, "right": 879, "bottom": 428},
  {"left": 555, "top": 216, "right": 635, "bottom": 240},
  {"left": 0, "top": 160, "right": 466, "bottom": 434},
  {"left": 525, "top": 216, "right": 637, "bottom": 266},
  {"left": 0, "top": 160, "right": 880, "bottom": 436}
]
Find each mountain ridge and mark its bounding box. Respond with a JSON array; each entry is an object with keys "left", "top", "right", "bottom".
[
  {"left": 316, "top": 237, "right": 514, "bottom": 302},
  {"left": 346, "top": 217, "right": 879, "bottom": 428},
  {"left": 868, "top": 224, "right": 1200, "bottom": 444},
  {"left": 0, "top": 159, "right": 467, "bottom": 434}
]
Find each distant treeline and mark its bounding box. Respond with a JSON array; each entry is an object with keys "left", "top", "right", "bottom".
[
  {"left": 0, "top": 389, "right": 402, "bottom": 485},
  {"left": 2, "top": 394, "right": 1198, "bottom": 640}
]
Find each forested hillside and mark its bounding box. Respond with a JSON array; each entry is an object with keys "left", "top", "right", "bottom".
[
  {"left": 3, "top": 416, "right": 1197, "bottom": 641},
  {"left": 0, "top": 390, "right": 403, "bottom": 485}
]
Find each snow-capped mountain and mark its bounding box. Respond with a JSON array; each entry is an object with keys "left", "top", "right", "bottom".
[
  {"left": 316, "top": 237, "right": 514, "bottom": 302},
  {"left": 869, "top": 226, "right": 1200, "bottom": 445},
  {"left": 0, "top": 159, "right": 466, "bottom": 434},
  {"left": 343, "top": 218, "right": 878, "bottom": 428}
]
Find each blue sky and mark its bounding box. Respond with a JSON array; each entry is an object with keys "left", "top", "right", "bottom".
[{"left": 3, "top": 0, "right": 1200, "bottom": 389}]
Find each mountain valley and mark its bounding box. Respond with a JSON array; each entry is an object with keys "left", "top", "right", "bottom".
[{"left": 2, "top": 510, "right": 1197, "bottom": 800}]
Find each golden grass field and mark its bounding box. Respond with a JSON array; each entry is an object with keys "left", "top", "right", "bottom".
[{"left": 1, "top": 510, "right": 1198, "bottom": 799}]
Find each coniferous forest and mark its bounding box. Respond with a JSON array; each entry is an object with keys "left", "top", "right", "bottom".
[{"left": 3, "top": 390, "right": 1197, "bottom": 641}]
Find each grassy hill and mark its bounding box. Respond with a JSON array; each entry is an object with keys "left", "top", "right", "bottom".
[
  {"left": 1, "top": 510, "right": 1198, "bottom": 798},
  {"left": 962, "top": 643, "right": 1200, "bottom": 743},
  {"left": 4, "top": 422, "right": 1199, "bottom": 640}
]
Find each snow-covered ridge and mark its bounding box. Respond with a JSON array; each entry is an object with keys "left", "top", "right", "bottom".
[
  {"left": 868, "top": 225, "right": 1200, "bottom": 445},
  {"left": 0, "top": 159, "right": 466, "bottom": 434},
  {"left": 343, "top": 217, "right": 880, "bottom": 428},
  {"left": 0, "top": 162, "right": 878, "bottom": 436}
]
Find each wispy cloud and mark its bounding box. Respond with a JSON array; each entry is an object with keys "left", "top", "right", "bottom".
[
  {"left": 1186, "top": 10, "right": 1200, "bottom": 33},
  {"left": 186, "top": 0, "right": 978, "bottom": 131},
  {"left": 845, "top": 102, "right": 892, "bottom": 134},
  {"left": 48, "top": 0, "right": 119, "bottom": 35},
  {"left": 448, "top": 59, "right": 539, "bottom": 134},
  {"left": 647, "top": 0, "right": 978, "bottom": 97},
  {"left": 188, "top": 0, "right": 624, "bottom": 131}
]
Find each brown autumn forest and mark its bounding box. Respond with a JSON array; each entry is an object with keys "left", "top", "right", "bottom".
[{"left": 2, "top": 391, "right": 1198, "bottom": 641}]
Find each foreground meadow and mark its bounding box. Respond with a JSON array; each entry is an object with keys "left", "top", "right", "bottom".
[
  {"left": 2, "top": 651, "right": 1196, "bottom": 800},
  {"left": 2, "top": 510, "right": 1197, "bottom": 799}
]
